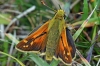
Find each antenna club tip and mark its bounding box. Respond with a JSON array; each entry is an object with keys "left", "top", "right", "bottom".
[{"left": 41, "top": 0, "right": 46, "bottom": 5}]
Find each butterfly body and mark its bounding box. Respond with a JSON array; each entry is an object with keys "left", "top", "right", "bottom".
[
  {"left": 16, "top": 10, "right": 76, "bottom": 65},
  {"left": 46, "top": 10, "right": 65, "bottom": 60}
]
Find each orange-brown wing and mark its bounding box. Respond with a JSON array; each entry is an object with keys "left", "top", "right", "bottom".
[
  {"left": 16, "top": 21, "right": 49, "bottom": 53},
  {"left": 54, "top": 28, "right": 76, "bottom": 65},
  {"left": 66, "top": 28, "right": 76, "bottom": 58}
]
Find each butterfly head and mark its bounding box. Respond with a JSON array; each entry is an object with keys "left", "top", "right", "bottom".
[{"left": 55, "top": 10, "right": 65, "bottom": 20}]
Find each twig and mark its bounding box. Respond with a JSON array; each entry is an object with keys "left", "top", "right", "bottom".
[
  {"left": 96, "top": 59, "right": 100, "bottom": 66},
  {"left": 5, "top": 6, "right": 36, "bottom": 32},
  {"left": 0, "top": 25, "right": 5, "bottom": 39}
]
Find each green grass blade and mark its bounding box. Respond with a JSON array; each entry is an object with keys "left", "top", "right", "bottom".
[
  {"left": 73, "top": 3, "right": 98, "bottom": 41},
  {"left": 50, "top": 59, "right": 60, "bottom": 66},
  {"left": 0, "top": 51, "right": 25, "bottom": 66},
  {"left": 29, "top": 53, "right": 49, "bottom": 66},
  {"left": 82, "top": 0, "right": 88, "bottom": 20}
]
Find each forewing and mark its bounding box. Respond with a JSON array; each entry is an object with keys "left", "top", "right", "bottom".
[{"left": 16, "top": 21, "right": 49, "bottom": 53}]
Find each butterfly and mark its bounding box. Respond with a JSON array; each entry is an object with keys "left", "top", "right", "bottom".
[{"left": 16, "top": 9, "right": 76, "bottom": 65}]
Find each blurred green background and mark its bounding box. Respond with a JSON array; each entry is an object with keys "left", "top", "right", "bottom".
[{"left": 0, "top": 0, "right": 100, "bottom": 66}]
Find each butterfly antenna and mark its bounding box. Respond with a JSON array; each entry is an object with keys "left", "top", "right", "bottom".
[
  {"left": 41, "top": 1, "right": 56, "bottom": 12},
  {"left": 58, "top": 5, "right": 62, "bottom": 9}
]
